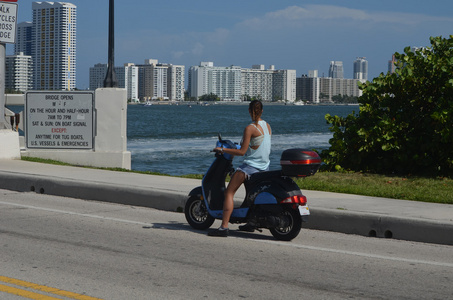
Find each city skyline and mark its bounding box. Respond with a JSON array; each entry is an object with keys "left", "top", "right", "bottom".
[{"left": 7, "top": 0, "right": 453, "bottom": 90}]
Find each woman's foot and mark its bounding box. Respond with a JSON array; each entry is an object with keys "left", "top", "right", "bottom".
[
  {"left": 208, "top": 227, "right": 229, "bottom": 237},
  {"left": 238, "top": 223, "right": 256, "bottom": 232}
]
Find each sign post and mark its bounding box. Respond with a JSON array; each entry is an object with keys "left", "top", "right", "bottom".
[{"left": 0, "top": 0, "right": 17, "bottom": 129}]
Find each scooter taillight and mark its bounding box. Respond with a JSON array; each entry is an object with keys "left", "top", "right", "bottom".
[{"left": 280, "top": 195, "right": 307, "bottom": 205}]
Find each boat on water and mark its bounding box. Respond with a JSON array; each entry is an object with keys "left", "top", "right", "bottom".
[{"left": 143, "top": 101, "right": 153, "bottom": 107}]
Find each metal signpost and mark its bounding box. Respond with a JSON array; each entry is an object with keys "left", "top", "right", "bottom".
[{"left": 0, "top": 0, "right": 17, "bottom": 129}]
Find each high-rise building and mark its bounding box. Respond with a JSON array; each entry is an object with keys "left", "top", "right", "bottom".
[
  {"left": 241, "top": 65, "right": 274, "bottom": 101},
  {"left": 89, "top": 63, "right": 139, "bottom": 101},
  {"left": 296, "top": 74, "right": 320, "bottom": 103},
  {"left": 15, "top": 22, "right": 33, "bottom": 56},
  {"left": 9, "top": 22, "right": 34, "bottom": 91},
  {"left": 189, "top": 62, "right": 296, "bottom": 102},
  {"left": 188, "top": 62, "right": 242, "bottom": 101},
  {"left": 89, "top": 63, "right": 107, "bottom": 91},
  {"left": 329, "top": 61, "right": 344, "bottom": 79},
  {"left": 137, "top": 59, "right": 185, "bottom": 101},
  {"left": 388, "top": 54, "right": 397, "bottom": 74},
  {"left": 297, "top": 70, "right": 362, "bottom": 103},
  {"left": 32, "top": 2, "right": 77, "bottom": 90},
  {"left": 353, "top": 57, "right": 368, "bottom": 81},
  {"left": 168, "top": 64, "right": 185, "bottom": 101},
  {"left": 273, "top": 69, "right": 296, "bottom": 102},
  {"left": 90, "top": 59, "right": 184, "bottom": 101},
  {"left": 5, "top": 52, "right": 33, "bottom": 92}
]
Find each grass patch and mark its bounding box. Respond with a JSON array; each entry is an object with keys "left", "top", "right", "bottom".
[
  {"left": 295, "top": 172, "right": 453, "bottom": 204},
  {"left": 21, "top": 156, "right": 168, "bottom": 176},
  {"left": 21, "top": 157, "right": 453, "bottom": 204}
]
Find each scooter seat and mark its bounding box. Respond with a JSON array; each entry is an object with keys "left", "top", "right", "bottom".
[{"left": 247, "top": 170, "right": 283, "bottom": 186}]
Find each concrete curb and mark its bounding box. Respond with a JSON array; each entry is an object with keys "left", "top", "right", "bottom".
[
  {"left": 306, "top": 208, "right": 453, "bottom": 245},
  {"left": 0, "top": 172, "right": 187, "bottom": 212},
  {"left": 1, "top": 171, "right": 452, "bottom": 246}
]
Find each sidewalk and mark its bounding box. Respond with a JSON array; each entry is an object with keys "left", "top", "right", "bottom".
[{"left": 1, "top": 159, "right": 452, "bottom": 245}]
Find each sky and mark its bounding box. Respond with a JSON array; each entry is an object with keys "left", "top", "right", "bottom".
[{"left": 7, "top": 0, "right": 453, "bottom": 90}]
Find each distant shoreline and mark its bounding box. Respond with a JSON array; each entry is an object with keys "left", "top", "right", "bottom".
[{"left": 129, "top": 101, "right": 359, "bottom": 106}]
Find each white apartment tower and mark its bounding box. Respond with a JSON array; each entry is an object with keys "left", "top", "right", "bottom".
[
  {"left": 89, "top": 63, "right": 139, "bottom": 101},
  {"left": 168, "top": 64, "right": 185, "bottom": 101},
  {"left": 189, "top": 62, "right": 297, "bottom": 102},
  {"left": 353, "top": 57, "right": 368, "bottom": 81},
  {"left": 241, "top": 65, "right": 274, "bottom": 101},
  {"left": 137, "top": 59, "right": 185, "bottom": 101},
  {"left": 5, "top": 53, "right": 34, "bottom": 92},
  {"left": 189, "top": 62, "right": 242, "bottom": 101},
  {"left": 32, "top": 2, "right": 77, "bottom": 90},
  {"left": 273, "top": 69, "right": 296, "bottom": 102}
]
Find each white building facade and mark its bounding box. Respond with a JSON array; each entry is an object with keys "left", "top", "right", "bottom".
[
  {"left": 32, "top": 2, "right": 77, "bottom": 90},
  {"left": 241, "top": 65, "right": 274, "bottom": 101},
  {"left": 89, "top": 63, "right": 139, "bottom": 101},
  {"left": 137, "top": 59, "right": 185, "bottom": 101},
  {"left": 273, "top": 69, "right": 296, "bottom": 102},
  {"left": 189, "top": 62, "right": 296, "bottom": 102},
  {"left": 188, "top": 62, "right": 242, "bottom": 101},
  {"left": 168, "top": 64, "right": 185, "bottom": 101},
  {"left": 5, "top": 53, "right": 34, "bottom": 92}
]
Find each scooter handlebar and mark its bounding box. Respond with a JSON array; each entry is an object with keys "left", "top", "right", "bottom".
[{"left": 213, "top": 139, "right": 240, "bottom": 160}]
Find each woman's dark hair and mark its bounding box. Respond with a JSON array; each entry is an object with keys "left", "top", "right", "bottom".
[{"left": 249, "top": 100, "right": 263, "bottom": 123}]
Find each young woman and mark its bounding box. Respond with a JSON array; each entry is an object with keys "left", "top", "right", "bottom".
[{"left": 208, "top": 100, "right": 271, "bottom": 237}]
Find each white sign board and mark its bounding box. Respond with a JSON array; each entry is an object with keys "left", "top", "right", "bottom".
[
  {"left": 25, "top": 91, "right": 95, "bottom": 149},
  {"left": 0, "top": 2, "right": 17, "bottom": 44}
]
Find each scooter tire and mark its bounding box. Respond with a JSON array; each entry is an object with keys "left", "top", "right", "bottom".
[
  {"left": 269, "top": 205, "right": 302, "bottom": 241},
  {"left": 185, "top": 196, "right": 215, "bottom": 230}
]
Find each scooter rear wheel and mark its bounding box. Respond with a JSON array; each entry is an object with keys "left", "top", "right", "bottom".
[
  {"left": 269, "top": 205, "right": 302, "bottom": 241},
  {"left": 185, "top": 196, "right": 215, "bottom": 230}
]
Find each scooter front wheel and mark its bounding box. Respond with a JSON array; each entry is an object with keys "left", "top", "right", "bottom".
[
  {"left": 269, "top": 205, "right": 302, "bottom": 241},
  {"left": 185, "top": 196, "right": 215, "bottom": 230}
]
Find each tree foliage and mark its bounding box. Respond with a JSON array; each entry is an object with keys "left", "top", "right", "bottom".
[
  {"left": 199, "top": 93, "right": 220, "bottom": 101},
  {"left": 322, "top": 36, "right": 453, "bottom": 176},
  {"left": 331, "top": 94, "right": 358, "bottom": 104}
]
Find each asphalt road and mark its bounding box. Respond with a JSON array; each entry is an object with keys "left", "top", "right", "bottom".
[{"left": 1, "top": 189, "right": 452, "bottom": 300}]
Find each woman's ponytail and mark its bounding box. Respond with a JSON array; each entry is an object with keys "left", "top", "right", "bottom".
[{"left": 249, "top": 100, "right": 263, "bottom": 123}]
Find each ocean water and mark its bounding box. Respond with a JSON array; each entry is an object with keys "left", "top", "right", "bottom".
[
  {"left": 8, "top": 103, "right": 357, "bottom": 175},
  {"left": 127, "top": 103, "right": 357, "bottom": 175}
]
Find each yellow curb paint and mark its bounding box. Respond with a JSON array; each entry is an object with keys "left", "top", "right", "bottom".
[
  {"left": 0, "top": 276, "right": 103, "bottom": 300},
  {"left": 0, "top": 283, "right": 62, "bottom": 300}
]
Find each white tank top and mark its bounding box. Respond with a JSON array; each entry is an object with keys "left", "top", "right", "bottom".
[{"left": 243, "top": 120, "right": 271, "bottom": 170}]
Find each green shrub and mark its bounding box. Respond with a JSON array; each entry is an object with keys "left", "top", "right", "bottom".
[{"left": 322, "top": 35, "right": 453, "bottom": 177}]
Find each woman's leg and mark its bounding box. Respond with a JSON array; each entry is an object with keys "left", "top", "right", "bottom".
[{"left": 221, "top": 171, "right": 246, "bottom": 228}]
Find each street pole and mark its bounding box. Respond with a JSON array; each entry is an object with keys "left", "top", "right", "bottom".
[
  {"left": 103, "top": 0, "right": 118, "bottom": 88},
  {"left": 0, "top": 43, "right": 5, "bottom": 129}
]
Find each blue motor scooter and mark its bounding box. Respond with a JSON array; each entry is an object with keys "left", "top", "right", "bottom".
[{"left": 184, "top": 135, "right": 320, "bottom": 241}]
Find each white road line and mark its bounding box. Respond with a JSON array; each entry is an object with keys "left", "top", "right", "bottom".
[
  {"left": 0, "top": 200, "right": 152, "bottom": 227},
  {"left": 2, "top": 200, "right": 453, "bottom": 268},
  {"left": 252, "top": 239, "right": 453, "bottom": 268}
]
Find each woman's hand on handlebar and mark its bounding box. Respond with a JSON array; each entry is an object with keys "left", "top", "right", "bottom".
[{"left": 213, "top": 147, "right": 223, "bottom": 153}]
